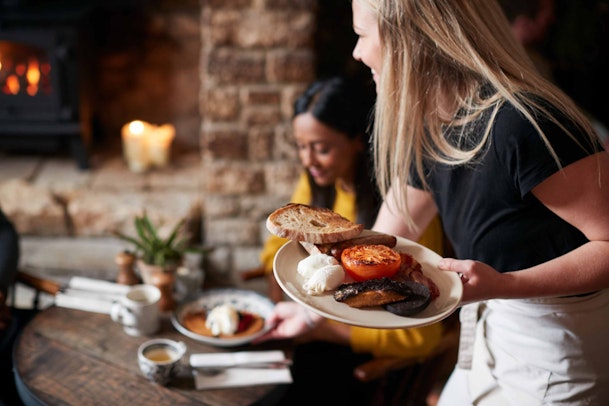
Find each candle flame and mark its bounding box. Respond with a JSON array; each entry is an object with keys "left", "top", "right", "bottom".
[{"left": 128, "top": 120, "right": 146, "bottom": 136}]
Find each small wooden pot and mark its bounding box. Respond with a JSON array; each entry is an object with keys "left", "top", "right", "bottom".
[{"left": 115, "top": 251, "right": 139, "bottom": 286}]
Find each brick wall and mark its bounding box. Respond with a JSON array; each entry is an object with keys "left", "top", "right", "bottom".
[
  {"left": 89, "top": 0, "right": 319, "bottom": 282},
  {"left": 200, "top": 0, "right": 317, "bottom": 282}
]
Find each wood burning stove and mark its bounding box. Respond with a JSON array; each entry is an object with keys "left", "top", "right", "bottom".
[{"left": 0, "top": 1, "right": 93, "bottom": 169}]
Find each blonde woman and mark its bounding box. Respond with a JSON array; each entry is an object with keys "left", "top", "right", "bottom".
[{"left": 350, "top": 0, "right": 609, "bottom": 404}]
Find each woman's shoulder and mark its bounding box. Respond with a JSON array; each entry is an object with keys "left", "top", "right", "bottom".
[
  {"left": 493, "top": 101, "right": 535, "bottom": 133},
  {"left": 493, "top": 97, "right": 585, "bottom": 142},
  {"left": 491, "top": 97, "right": 598, "bottom": 166},
  {"left": 495, "top": 95, "right": 585, "bottom": 134}
]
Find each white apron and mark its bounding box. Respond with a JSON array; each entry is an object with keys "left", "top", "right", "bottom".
[{"left": 439, "top": 289, "right": 609, "bottom": 405}]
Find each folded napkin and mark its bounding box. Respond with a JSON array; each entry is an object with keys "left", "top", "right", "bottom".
[
  {"left": 68, "top": 277, "right": 131, "bottom": 296},
  {"left": 54, "top": 293, "right": 116, "bottom": 314},
  {"left": 54, "top": 277, "right": 131, "bottom": 314},
  {"left": 191, "top": 351, "right": 293, "bottom": 390}
]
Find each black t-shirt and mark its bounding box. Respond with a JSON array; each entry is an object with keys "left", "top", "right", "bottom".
[{"left": 413, "top": 101, "right": 599, "bottom": 273}]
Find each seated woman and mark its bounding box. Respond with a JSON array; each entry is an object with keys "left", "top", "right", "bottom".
[
  {"left": 0, "top": 208, "right": 21, "bottom": 405},
  {"left": 252, "top": 77, "right": 447, "bottom": 405},
  {"left": 0, "top": 208, "right": 19, "bottom": 334}
]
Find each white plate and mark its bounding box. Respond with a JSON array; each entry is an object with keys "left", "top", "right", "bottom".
[
  {"left": 171, "top": 288, "right": 275, "bottom": 347},
  {"left": 273, "top": 230, "right": 462, "bottom": 329}
]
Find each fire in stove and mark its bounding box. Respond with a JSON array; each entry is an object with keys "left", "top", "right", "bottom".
[
  {"left": 0, "top": 10, "right": 93, "bottom": 169},
  {"left": 0, "top": 41, "right": 52, "bottom": 97}
]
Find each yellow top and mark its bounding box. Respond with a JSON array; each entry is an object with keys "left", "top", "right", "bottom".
[{"left": 259, "top": 172, "right": 445, "bottom": 358}]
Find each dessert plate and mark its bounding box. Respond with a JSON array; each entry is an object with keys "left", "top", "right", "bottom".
[
  {"left": 172, "top": 288, "right": 275, "bottom": 347},
  {"left": 273, "top": 230, "right": 462, "bottom": 329}
]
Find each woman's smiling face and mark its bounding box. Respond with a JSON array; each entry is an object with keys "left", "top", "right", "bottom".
[
  {"left": 293, "top": 112, "right": 362, "bottom": 188},
  {"left": 352, "top": 1, "right": 382, "bottom": 90}
]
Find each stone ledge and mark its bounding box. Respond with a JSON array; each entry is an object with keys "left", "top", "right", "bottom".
[
  {"left": 20, "top": 236, "right": 126, "bottom": 278},
  {"left": 0, "top": 152, "right": 203, "bottom": 238}
]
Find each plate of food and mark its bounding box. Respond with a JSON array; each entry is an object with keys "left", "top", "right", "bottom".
[
  {"left": 171, "top": 288, "right": 275, "bottom": 347},
  {"left": 269, "top": 204, "right": 462, "bottom": 329}
]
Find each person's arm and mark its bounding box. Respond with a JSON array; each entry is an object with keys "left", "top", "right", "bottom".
[
  {"left": 255, "top": 301, "right": 444, "bottom": 361},
  {"left": 301, "top": 318, "right": 351, "bottom": 345},
  {"left": 373, "top": 184, "right": 438, "bottom": 240},
  {"left": 253, "top": 301, "right": 325, "bottom": 343},
  {"left": 439, "top": 152, "right": 609, "bottom": 303}
]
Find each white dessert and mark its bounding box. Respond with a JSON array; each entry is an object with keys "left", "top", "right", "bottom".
[
  {"left": 303, "top": 264, "right": 345, "bottom": 295},
  {"left": 297, "top": 253, "right": 339, "bottom": 279},
  {"left": 205, "top": 304, "right": 239, "bottom": 336}
]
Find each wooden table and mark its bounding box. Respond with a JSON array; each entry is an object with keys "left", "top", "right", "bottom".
[{"left": 14, "top": 306, "right": 292, "bottom": 406}]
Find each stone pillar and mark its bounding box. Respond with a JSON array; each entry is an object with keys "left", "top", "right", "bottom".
[{"left": 200, "top": 0, "right": 317, "bottom": 282}]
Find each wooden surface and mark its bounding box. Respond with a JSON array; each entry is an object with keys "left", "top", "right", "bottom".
[{"left": 14, "top": 306, "right": 292, "bottom": 406}]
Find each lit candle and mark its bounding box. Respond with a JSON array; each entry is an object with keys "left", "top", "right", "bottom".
[
  {"left": 121, "top": 120, "right": 151, "bottom": 173},
  {"left": 148, "top": 124, "right": 175, "bottom": 167}
]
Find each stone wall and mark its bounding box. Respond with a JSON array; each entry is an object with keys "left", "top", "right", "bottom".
[
  {"left": 200, "top": 0, "right": 317, "bottom": 282},
  {"left": 1, "top": 0, "right": 328, "bottom": 288}
]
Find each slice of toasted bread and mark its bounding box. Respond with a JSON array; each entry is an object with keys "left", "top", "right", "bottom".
[{"left": 266, "top": 203, "right": 364, "bottom": 244}]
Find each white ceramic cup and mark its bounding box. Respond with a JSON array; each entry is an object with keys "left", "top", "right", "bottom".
[
  {"left": 138, "top": 338, "right": 187, "bottom": 385},
  {"left": 110, "top": 284, "right": 161, "bottom": 336}
]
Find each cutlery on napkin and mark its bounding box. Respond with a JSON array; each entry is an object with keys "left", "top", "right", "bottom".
[
  {"left": 190, "top": 350, "right": 287, "bottom": 368},
  {"left": 54, "top": 277, "right": 131, "bottom": 314},
  {"left": 67, "top": 276, "right": 131, "bottom": 295},
  {"left": 190, "top": 350, "right": 293, "bottom": 389},
  {"left": 195, "top": 360, "right": 292, "bottom": 370}
]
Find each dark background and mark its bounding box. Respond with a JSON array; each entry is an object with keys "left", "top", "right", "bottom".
[
  {"left": 315, "top": 0, "right": 609, "bottom": 133},
  {"left": 547, "top": 0, "right": 609, "bottom": 131}
]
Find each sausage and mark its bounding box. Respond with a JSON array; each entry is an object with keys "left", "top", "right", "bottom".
[{"left": 392, "top": 253, "right": 440, "bottom": 300}]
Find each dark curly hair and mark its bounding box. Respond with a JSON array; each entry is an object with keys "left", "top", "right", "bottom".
[{"left": 293, "top": 76, "right": 380, "bottom": 228}]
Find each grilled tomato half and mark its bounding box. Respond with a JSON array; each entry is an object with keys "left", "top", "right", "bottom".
[{"left": 340, "top": 244, "right": 402, "bottom": 282}]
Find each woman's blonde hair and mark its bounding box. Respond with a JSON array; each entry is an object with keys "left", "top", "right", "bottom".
[{"left": 356, "top": 0, "right": 599, "bottom": 225}]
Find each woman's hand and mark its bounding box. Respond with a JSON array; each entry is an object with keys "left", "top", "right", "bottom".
[
  {"left": 253, "top": 301, "right": 323, "bottom": 343},
  {"left": 438, "top": 258, "right": 506, "bottom": 305}
]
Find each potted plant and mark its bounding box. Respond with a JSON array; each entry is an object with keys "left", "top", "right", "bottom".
[{"left": 114, "top": 212, "right": 192, "bottom": 311}]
